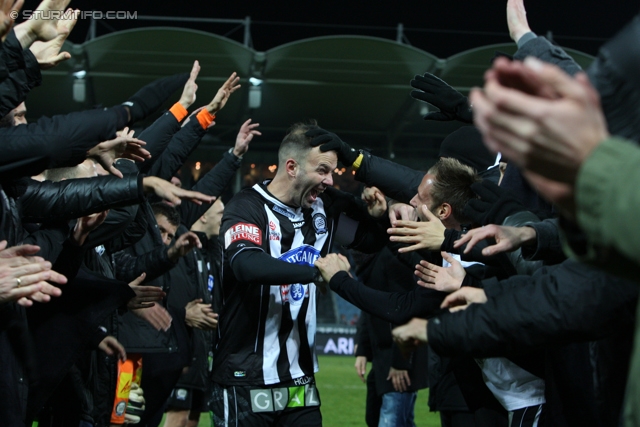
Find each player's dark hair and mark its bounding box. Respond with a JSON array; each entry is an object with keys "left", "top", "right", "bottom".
[
  {"left": 278, "top": 120, "right": 321, "bottom": 166},
  {"left": 151, "top": 202, "right": 180, "bottom": 227}
]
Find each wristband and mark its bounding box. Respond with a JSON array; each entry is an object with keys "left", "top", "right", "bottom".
[
  {"left": 196, "top": 109, "right": 216, "bottom": 129},
  {"left": 169, "top": 102, "right": 188, "bottom": 122},
  {"left": 352, "top": 152, "right": 364, "bottom": 171}
]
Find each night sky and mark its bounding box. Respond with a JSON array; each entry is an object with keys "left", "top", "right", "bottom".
[{"left": 53, "top": 1, "right": 640, "bottom": 57}]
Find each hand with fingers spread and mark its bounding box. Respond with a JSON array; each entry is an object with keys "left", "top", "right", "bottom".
[
  {"left": 179, "top": 60, "right": 200, "bottom": 109},
  {"left": 388, "top": 367, "right": 411, "bottom": 392},
  {"left": 453, "top": 224, "right": 537, "bottom": 256},
  {"left": 167, "top": 232, "right": 202, "bottom": 261},
  {"left": 206, "top": 72, "right": 241, "bottom": 115},
  {"left": 314, "top": 253, "right": 351, "bottom": 283},
  {"left": 354, "top": 356, "right": 368, "bottom": 383},
  {"left": 132, "top": 302, "right": 172, "bottom": 331},
  {"left": 0, "top": 0, "right": 23, "bottom": 39},
  {"left": 507, "top": 0, "right": 532, "bottom": 43},
  {"left": 415, "top": 252, "right": 465, "bottom": 292},
  {"left": 0, "top": 241, "right": 67, "bottom": 306},
  {"left": 410, "top": 73, "right": 472, "bottom": 123},
  {"left": 233, "top": 119, "right": 261, "bottom": 157},
  {"left": 388, "top": 205, "right": 445, "bottom": 253},
  {"left": 306, "top": 128, "right": 359, "bottom": 167},
  {"left": 143, "top": 176, "right": 215, "bottom": 206},
  {"left": 98, "top": 336, "right": 126, "bottom": 361},
  {"left": 185, "top": 298, "right": 219, "bottom": 330},
  {"left": 28, "top": 6, "right": 77, "bottom": 69},
  {"left": 361, "top": 186, "right": 387, "bottom": 219},
  {"left": 440, "top": 287, "right": 487, "bottom": 312},
  {"left": 392, "top": 318, "right": 428, "bottom": 355},
  {"left": 388, "top": 202, "right": 417, "bottom": 223},
  {"left": 14, "top": 0, "right": 74, "bottom": 48},
  {"left": 127, "top": 273, "right": 165, "bottom": 310},
  {"left": 87, "top": 128, "right": 150, "bottom": 178}
]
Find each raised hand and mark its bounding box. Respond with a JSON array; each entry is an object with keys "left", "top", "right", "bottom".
[
  {"left": 233, "top": 118, "right": 261, "bottom": 157},
  {"left": 0, "top": 0, "right": 23, "bottom": 39},
  {"left": 415, "top": 252, "right": 466, "bottom": 292},
  {"left": 179, "top": 60, "right": 200, "bottom": 109},
  {"left": 410, "top": 73, "right": 472, "bottom": 123},
  {"left": 206, "top": 72, "right": 241, "bottom": 115},
  {"left": 28, "top": 6, "right": 77, "bottom": 69},
  {"left": 14, "top": 0, "right": 73, "bottom": 48},
  {"left": 507, "top": 0, "right": 532, "bottom": 43}
]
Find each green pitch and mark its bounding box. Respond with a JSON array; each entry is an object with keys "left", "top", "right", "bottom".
[{"left": 190, "top": 355, "right": 441, "bottom": 427}]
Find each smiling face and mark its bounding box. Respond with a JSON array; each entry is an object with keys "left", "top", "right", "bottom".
[{"left": 291, "top": 147, "right": 337, "bottom": 208}]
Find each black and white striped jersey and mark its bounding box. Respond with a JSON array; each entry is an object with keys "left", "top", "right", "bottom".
[{"left": 212, "top": 182, "right": 334, "bottom": 386}]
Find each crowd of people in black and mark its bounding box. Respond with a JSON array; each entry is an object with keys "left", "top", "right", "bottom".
[{"left": 2, "top": 0, "right": 640, "bottom": 427}]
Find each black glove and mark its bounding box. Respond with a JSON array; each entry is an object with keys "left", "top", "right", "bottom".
[
  {"left": 410, "top": 73, "right": 473, "bottom": 123},
  {"left": 306, "top": 128, "right": 359, "bottom": 166},
  {"left": 123, "top": 73, "right": 189, "bottom": 124},
  {"left": 463, "top": 180, "right": 526, "bottom": 226}
]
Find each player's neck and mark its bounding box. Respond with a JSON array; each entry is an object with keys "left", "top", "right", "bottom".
[{"left": 266, "top": 174, "right": 297, "bottom": 207}]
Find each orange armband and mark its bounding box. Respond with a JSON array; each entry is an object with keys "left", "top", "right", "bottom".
[
  {"left": 196, "top": 109, "right": 215, "bottom": 129},
  {"left": 169, "top": 103, "right": 188, "bottom": 122}
]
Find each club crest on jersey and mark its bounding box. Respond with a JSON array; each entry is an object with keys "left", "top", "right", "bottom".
[
  {"left": 225, "top": 222, "right": 262, "bottom": 248},
  {"left": 312, "top": 213, "right": 327, "bottom": 234},
  {"left": 280, "top": 283, "right": 308, "bottom": 306}
]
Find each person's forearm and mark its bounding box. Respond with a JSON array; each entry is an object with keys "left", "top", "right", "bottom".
[
  {"left": 20, "top": 174, "right": 144, "bottom": 223},
  {"left": 136, "top": 108, "right": 183, "bottom": 174},
  {"left": 329, "top": 271, "right": 445, "bottom": 324},
  {"left": 354, "top": 153, "right": 423, "bottom": 204},
  {"left": 230, "top": 250, "right": 316, "bottom": 285}
]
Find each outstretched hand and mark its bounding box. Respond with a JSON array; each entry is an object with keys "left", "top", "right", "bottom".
[
  {"left": 440, "top": 286, "right": 487, "bottom": 312},
  {"left": 507, "top": 0, "right": 532, "bottom": 43},
  {"left": 87, "top": 128, "right": 150, "bottom": 178},
  {"left": 415, "top": 252, "right": 466, "bottom": 292},
  {"left": 28, "top": 6, "right": 77, "bottom": 69},
  {"left": 179, "top": 60, "right": 200, "bottom": 109},
  {"left": 233, "top": 118, "right": 261, "bottom": 157},
  {"left": 0, "top": 0, "right": 23, "bottom": 39},
  {"left": 127, "top": 273, "right": 166, "bottom": 309},
  {"left": 206, "top": 72, "right": 241, "bottom": 115},
  {"left": 143, "top": 176, "right": 215, "bottom": 206},
  {"left": 453, "top": 224, "right": 537, "bottom": 256},
  {"left": 388, "top": 205, "right": 445, "bottom": 253}
]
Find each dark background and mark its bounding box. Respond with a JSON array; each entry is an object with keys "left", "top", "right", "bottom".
[{"left": 63, "top": 1, "right": 639, "bottom": 57}]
